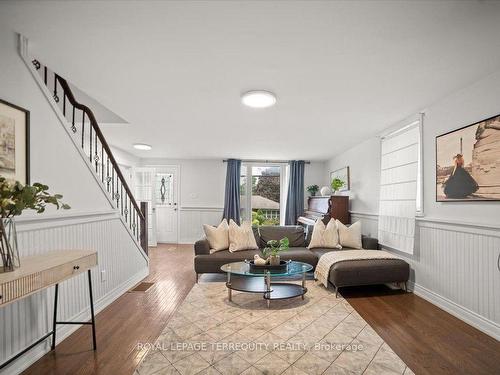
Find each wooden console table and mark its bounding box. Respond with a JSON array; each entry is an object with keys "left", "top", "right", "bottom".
[{"left": 0, "top": 250, "right": 98, "bottom": 370}]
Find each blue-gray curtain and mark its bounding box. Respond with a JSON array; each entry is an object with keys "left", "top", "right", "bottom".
[
  {"left": 223, "top": 159, "right": 242, "bottom": 224},
  {"left": 285, "top": 160, "right": 305, "bottom": 225}
]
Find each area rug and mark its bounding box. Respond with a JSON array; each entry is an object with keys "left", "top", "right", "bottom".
[{"left": 135, "top": 281, "right": 414, "bottom": 375}]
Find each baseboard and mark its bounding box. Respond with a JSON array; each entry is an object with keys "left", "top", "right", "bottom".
[
  {"left": 1, "top": 266, "right": 149, "bottom": 375},
  {"left": 409, "top": 281, "right": 500, "bottom": 341}
]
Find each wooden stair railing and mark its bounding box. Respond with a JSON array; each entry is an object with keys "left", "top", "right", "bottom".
[{"left": 32, "top": 59, "right": 148, "bottom": 254}]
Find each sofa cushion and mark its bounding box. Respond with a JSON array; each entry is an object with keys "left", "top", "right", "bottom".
[
  {"left": 194, "top": 249, "right": 261, "bottom": 273},
  {"left": 329, "top": 259, "right": 410, "bottom": 287},
  {"left": 258, "top": 226, "right": 305, "bottom": 248},
  {"left": 279, "top": 247, "right": 319, "bottom": 267}
]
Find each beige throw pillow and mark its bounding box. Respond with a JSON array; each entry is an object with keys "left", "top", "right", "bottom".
[
  {"left": 228, "top": 219, "right": 259, "bottom": 253},
  {"left": 308, "top": 219, "right": 342, "bottom": 249},
  {"left": 336, "top": 220, "right": 362, "bottom": 249},
  {"left": 203, "top": 219, "right": 229, "bottom": 253}
]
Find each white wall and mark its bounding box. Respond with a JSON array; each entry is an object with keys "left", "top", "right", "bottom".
[
  {"left": 324, "top": 68, "right": 500, "bottom": 339},
  {"left": 304, "top": 161, "right": 326, "bottom": 204},
  {"left": 0, "top": 30, "right": 149, "bottom": 372},
  {"left": 325, "top": 138, "right": 380, "bottom": 214}
]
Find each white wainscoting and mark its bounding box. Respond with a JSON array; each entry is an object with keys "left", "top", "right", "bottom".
[
  {"left": 350, "top": 211, "right": 379, "bottom": 238},
  {"left": 179, "top": 207, "right": 224, "bottom": 244},
  {"left": 350, "top": 211, "right": 500, "bottom": 340},
  {"left": 0, "top": 211, "right": 149, "bottom": 375}
]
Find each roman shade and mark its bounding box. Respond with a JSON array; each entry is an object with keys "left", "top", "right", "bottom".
[{"left": 378, "top": 117, "right": 422, "bottom": 254}]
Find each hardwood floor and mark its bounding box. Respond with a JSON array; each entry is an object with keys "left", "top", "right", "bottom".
[
  {"left": 22, "top": 244, "right": 195, "bottom": 375},
  {"left": 23, "top": 246, "right": 500, "bottom": 375},
  {"left": 342, "top": 285, "right": 500, "bottom": 375}
]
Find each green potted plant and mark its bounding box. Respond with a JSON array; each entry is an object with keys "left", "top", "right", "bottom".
[
  {"left": 262, "top": 237, "right": 289, "bottom": 266},
  {"left": 330, "top": 178, "right": 345, "bottom": 194},
  {"left": 0, "top": 177, "right": 70, "bottom": 272},
  {"left": 306, "top": 184, "right": 319, "bottom": 197}
]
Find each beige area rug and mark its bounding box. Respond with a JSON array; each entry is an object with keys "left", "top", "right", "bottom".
[{"left": 135, "top": 281, "right": 414, "bottom": 375}]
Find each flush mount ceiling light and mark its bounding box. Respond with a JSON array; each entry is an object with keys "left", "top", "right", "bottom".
[
  {"left": 241, "top": 90, "right": 276, "bottom": 108},
  {"left": 133, "top": 143, "right": 152, "bottom": 151}
]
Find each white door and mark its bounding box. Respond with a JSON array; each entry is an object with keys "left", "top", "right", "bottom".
[
  {"left": 154, "top": 166, "right": 179, "bottom": 243},
  {"left": 133, "top": 167, "right": 157, "bottom": 247}
]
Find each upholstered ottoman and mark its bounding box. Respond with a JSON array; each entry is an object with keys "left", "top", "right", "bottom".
[{"left": 328, "top": 258, "right": 410, "bottom": 296}]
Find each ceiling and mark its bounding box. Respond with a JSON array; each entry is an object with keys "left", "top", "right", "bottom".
[{"left": 2, "top": 0, "right": 500, "bottom": 160}]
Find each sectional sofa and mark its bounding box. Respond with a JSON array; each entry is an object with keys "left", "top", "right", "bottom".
[{"left": 194, "top": 224, "right": 410, "bottom": 293}]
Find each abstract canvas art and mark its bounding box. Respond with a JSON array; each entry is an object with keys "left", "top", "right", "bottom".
[
  {"left": 436, "top": 113, "right": 500, "bottom": 201},
  {"left": 0, "top": 100, "right": 29, "bottom": 184}
]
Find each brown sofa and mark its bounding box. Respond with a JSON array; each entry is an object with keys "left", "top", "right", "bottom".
[{"left": 194, "top": 225, "right": 409, "bottom": 292}]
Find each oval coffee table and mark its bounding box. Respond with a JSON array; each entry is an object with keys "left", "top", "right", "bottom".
[{"left": 220, "top": 261, "right": 313, "bottom": 308}]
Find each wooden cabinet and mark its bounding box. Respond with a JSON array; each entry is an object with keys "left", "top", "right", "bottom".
[{"left": 328, "top": 195, "right": 350, "bottom": 224}]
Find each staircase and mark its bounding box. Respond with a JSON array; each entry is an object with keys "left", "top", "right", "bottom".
[{"left": 28, "top": 58, "right": 148, "bottom": 255}]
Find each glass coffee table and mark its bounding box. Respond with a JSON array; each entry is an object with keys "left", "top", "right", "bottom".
[{"left": 220, "top": 261, "right": 313, "bottom": 308}]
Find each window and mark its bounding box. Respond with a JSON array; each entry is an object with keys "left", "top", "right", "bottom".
[
  {"left": 240, "top": 164, "right": 286, "bottom": 226},
  {"left": 378, "top": 115, "right": 423, "bottom": 254}
]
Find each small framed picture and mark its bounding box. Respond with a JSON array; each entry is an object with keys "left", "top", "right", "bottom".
[
  {"left": 330, "top": 166, "right": 350, "bottom": 192},
  {"left": 0, "top": 99, "right": 30, "bottom": 184},
  {"left": 436, "top": 113, "right": 500, "bottom": 201}
]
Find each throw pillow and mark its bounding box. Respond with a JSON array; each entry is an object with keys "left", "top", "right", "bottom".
[
  {"left": 228, "top": 219, "right": 259, "bottom": 253},
  {"left": 203, "top": 219, "right": 229, "bottom": 253},
  {"left": 307, "top": 218, "right": 342, "bottom": 249},
  {"left": 336, "top": 220, "right": 362, "bottom": 249}
]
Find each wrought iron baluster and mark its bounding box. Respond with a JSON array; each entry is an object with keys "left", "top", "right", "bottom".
[
  {"left": 53, "top": 74, "right": 59, "bottom": 103},
  {"left": 101, "top": 146, "right": 104, "bottom": 183},
  {"left": 63, "top": 93, "right": 66, "bottom": 116},
  {"left": 44, "top": 66, "right": 47, "bottom": 84},
  {"left": 120, "top": 185, "right": 123, "bottom": 215},
  {"left": 124, "top": 194, "right": 128, "bottom": 222},
  {"left": 111, "top": 168, "right": 115, "bottom": 202},
  {"left": 89, "top": 122, "right": 93, "bottom": 162},
  {"left": 81, "top": 110, "right": 85, "bottom": 147},
  {"left": 106, "top": 157, "right": 110, "bottom": 191},
  {"left": 94, "top": 132, "right": 98, "bottom": 172},
  {"left": 72, "top": 106, "right": 77, "bottom": 133}
]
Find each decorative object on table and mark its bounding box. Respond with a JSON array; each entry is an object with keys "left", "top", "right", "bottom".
[
  {"left": 320, "top": 186, "right": 332, "bottom": 196},
  {"left": 262, "top": 237, "right": 289, "bottom": 266},
  {"left": 436, "top": 113, "right": 500, "bottom": 201},
  {"left": 306, "top": 184, "right": 319, "bottom": 197},
  {"left": 253, "top": 254, "right": 267, "bottom": 266},
  {"left": 330, "top": 166, "right": 350, "bottom": 192},
  {"left": 0, "top": 177, "right": 70, "bottom": 272},
  {"left": 0, "top": 99, "right": 30, "bottom": 185},
  {"left": 330, "top": 177, "right": 345, "bottom": 194}
]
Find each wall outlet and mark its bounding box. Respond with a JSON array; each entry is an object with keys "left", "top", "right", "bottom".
[{"left": 101, "top": 269, "right": 107, "bottom": 282}]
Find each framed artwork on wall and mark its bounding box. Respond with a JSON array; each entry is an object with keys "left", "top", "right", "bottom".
[
  {"left": 0, "top": 99, "right": 30, "bottom": 184},
  {"left": 330, "top": 166, "right": 350, "bottom": 192},
  {"left": 436, "top": 113, "right": 500, "bottom": 201}
]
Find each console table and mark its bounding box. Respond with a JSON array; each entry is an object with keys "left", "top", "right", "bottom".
[{"left": 0, "top": 250, "right": 98, "bottom": 370}]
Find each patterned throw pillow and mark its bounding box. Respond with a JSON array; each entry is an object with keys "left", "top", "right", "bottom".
[
  {"left": 228, "top": 219, "right": 259, "bottom": 253},
  {"left": 307, "top": 218, "right": 342, "bottom": 249},
  {"left": 336, "top": 220, "right": 362, "bottom": 249},
  {"left": 203, "top": 219, "right": 229, "bottom": 253}
]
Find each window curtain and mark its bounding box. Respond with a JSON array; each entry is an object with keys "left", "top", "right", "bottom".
[
  {"left": 285, "top": 160, "right": 305, "bottom": 225},
  {"left": 378, "top": 120, "right": 421, "bottom": 254},
  {"left": 223, "top": 159, "right": 241, "bottom": 224}
]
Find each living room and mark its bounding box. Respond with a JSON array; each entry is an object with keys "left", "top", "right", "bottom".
[{"left": 0, "top": 1, "right": 499, "bottom": 375}]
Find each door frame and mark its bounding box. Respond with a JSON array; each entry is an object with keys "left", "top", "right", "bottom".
[{"left": 144, "top": 164, "right": 180, "bottom": 244}]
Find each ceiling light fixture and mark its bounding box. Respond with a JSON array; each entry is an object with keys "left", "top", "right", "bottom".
[
  {"left": 133, "top": 143, "right": 152, "bottom": 151},
  {"left": 241, "top": 90, "right": 276, "bottom": 108}
]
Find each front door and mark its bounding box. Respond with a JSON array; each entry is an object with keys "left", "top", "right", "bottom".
[
  {"left": 155, "top": 166, "right": 179, "bottom": 243},
  {"left": 133, "top": 167, "right": 157, "bottom": 247}
]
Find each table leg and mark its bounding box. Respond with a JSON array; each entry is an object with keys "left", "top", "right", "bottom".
[
  {"left": 227, "top": 272, "right": 232, "bottom": 302},
  {"left": 266, "top": 271, "right": 271, "bottom": 308},
  {"left": 302, "top": 272, "right": 306, "bottom": 300},
  {"left": 51, "top": 283, "right": 59, "bottom": 350},
  {"left": 88, "top": 270, "right": 97, "bottom": 350}
]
